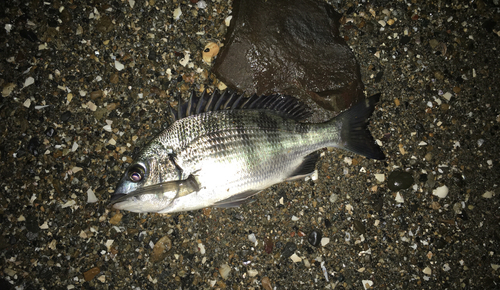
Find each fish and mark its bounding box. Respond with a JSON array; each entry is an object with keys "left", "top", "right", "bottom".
[{"left": 110, "top": 90, "right": 385, "bottom": 213}]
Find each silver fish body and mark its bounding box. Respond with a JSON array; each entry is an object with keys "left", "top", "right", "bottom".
[{"left": 111, "top": 91, "right": 384, "bottom": 213}]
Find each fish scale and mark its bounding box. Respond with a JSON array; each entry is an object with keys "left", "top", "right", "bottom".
[{"left": 111, "top": 91, "right": 385, "bottom": 213}]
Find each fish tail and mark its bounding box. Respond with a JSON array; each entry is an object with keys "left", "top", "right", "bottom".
[{"left": 332, "top": 94, "right": 385, "bottom": 160}]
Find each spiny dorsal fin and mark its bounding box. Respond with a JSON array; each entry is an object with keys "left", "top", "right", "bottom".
[{"left": 168, "top": 89, "right": 311, "bottom": 122}]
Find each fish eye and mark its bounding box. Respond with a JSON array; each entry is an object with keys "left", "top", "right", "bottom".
[{"left": 128, "top": 164, "right": 145, "bottom": 182}]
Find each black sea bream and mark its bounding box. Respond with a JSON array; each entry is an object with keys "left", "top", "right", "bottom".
[{"left": 110, "top": 90, "right": 385, "bottom": 213}]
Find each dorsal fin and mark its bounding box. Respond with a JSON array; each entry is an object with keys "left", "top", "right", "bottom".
[{"left": 168, "top": 89, "right": 311, "bottom": 122}]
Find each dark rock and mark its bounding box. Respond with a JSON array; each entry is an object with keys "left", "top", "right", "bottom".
[
  {"left": 281, "top": 241, "right": 297, "bottom": 259},
  {"left": 213, "top": 0, "right": 365, "bottom": 113},
  {"left": 60, "top": 111, "right": 72, "bottom": 122},
  {"left": 482, "top": 19, "right": 497, "bottom": 33},
  {"left": 387, "top": 171, "right": 413, "bottom": 191},
  {"left": 19, "top": 30, "right": 38, "bottom": 42},
  {"left": 353, "top": 220, "right": 365, "bottom": 235},
  {"left": 307, "top": 229, "right": 322, "bottom": 247},
  {"left": 27, "top": 137, "right": 40, "bottom": 156},
  {"left": 400, "top": 35, "right": 411, "bottom": 45},
  {"left": 45, "top": 127, "right": 56, "bottom": 137}
]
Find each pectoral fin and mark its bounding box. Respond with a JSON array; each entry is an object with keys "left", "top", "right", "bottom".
[{"left": 213, "top": 190, "right": 262, "bottom": 208}]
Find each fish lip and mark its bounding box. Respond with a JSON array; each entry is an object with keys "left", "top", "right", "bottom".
[{"left": 110, "top": 193, "right": 127, "bottom": 204}]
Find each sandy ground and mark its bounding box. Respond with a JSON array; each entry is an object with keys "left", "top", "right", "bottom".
[{"left": 1, "top": 0, "right": 499, "bottom": 289}]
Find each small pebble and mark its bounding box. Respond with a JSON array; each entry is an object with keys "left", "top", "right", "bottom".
[
  {"left": 151, "top": 236, "right": 172, "bottom": 262},
  {"left": 109, "top": 212, "right": 123, "bottom": 225},
  {"left": 307, "top": 229, "right": 322, "bottom": 247},
  {"left": 329, "top": 193, "right": 339, "bottom": 203},
  {"left": 387, "top": 171, "right": 413, "bottom": 191},
  {"left": 281, "top": 242, "right": 297, "bottom": 259},
  {"left": 353, "top": 220, "right": 366, "bottom": 235},
  {"left": 60, "top": 111, "right": 72, "bottom": 122},
  {"left": 202, "top": 42, "right": 220, "bottom": 63},
  {"left": 262, "top": 277, "right": 272, "bottom": 290},
  {"left": 248, "top": 233, "right": 257, "bottom": 244},
  {"left": 83, "top": 267, "right": 100, "bottom": 282},
  {"left": 264, "top": 237, "right": 273, "bottom": 254}
]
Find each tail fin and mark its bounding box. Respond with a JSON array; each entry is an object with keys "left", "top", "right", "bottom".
[{"left": 334, "top": 94, "right": 385, "bottom": 160}]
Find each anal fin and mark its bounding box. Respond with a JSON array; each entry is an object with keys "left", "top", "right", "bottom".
[{"left": 286, "top": 152, "right": 320, "bottom": 181}]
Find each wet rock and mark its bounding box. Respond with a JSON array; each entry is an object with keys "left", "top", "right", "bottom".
[
  {"left": 307, "top": 229, "right": 322, "bottom": 247},
  {"left": 213, "top": 0, "right": 365, "bottom": 113},
  {"left": 387, "top": 171, "right": 413, "bottom": 191}
]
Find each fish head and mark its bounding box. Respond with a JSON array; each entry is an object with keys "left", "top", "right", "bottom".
[{"left": 110, "top": 142, "right": 185, "bottom": 212}]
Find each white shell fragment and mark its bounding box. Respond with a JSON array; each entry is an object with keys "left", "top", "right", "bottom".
[
  {"left": 87, "top": 188, "right": 98, "bottom": 203},
  {"left": 23, "top": 99, "right": 31, "bottom": 108},
  {"left": 219, "top": 264, "right": 231, "bottom": 280},
  {"left": 374, "top": 173, "right": 385, "bottom": 182},
  {"left": 290, "top": 253, "right": 302, "bottom": 263},
  {"left": 179, "top": 51, "right": 190, "bottom": 67},
  {"left": 196, "top": 0, "right": 207, "bottom": 9},
  {"left": 442, "top": 92, "right": 453, "bottom": 101},
  {"left": 320, "top": 237, "right": 330, "bottom": 247},
  {"left": 2, "top": 83, "right": 16, "bottom": 97},
  {"left": 247, "top": 269, "right": 258, "bottom": 277},
  {"left": 23, "top": 76, "right": 35, "bottom": 88},
  {"left": 395, "top": 192, "right": 404, "bottom": 203},
  {"left": 173, "top": 7, "right": 182, "bottom": 20},
  {"left": 114, "top": 60, "right": 125, "bottom": 71},
  {"left": 225, "top": 16, "right": 233, "bottom": 27},
  {"left": 423, "top": 266, "right": 432, "bottom": 275},
  {"left": 362, "top": 280, "right": 374, "bottom": 290},
  {"left": 482, "top": 191, "right": 494, "bottom": 198},
  {"left": 198, "top": 242, "right": 206, "bottom": 255},
  {"left": 432, "top": 185, "right": 449, "bottom": 198}
]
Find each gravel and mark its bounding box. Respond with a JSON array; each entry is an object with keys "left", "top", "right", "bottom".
[{"left": 1, "top": 0, "right": 499, "bottom": 289}]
